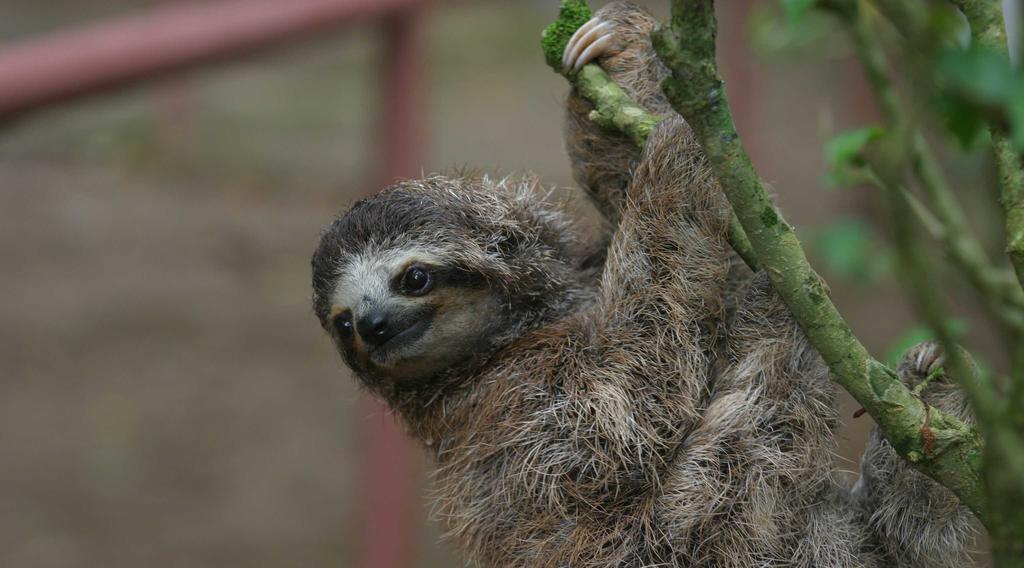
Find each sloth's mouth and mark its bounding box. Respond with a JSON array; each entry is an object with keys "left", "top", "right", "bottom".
[{"left": 367, "top": 318, "right": 431, "bottom": 364}]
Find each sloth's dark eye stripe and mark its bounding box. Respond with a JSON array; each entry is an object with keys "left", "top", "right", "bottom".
[{"left": 436, "top": 266, "right": 486, "bottom": 288}]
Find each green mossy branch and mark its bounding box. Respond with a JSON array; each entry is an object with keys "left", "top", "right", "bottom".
[
  {"left": 653, "top": 0, "right": 987, "bottom": 522},
  {"left": 948, "top": 0, "right": 1024, "bottom": 295},
  {"left": 541, "top": 0, "right": 997, "bottom": 524},
  {"left": 542, "top": 0, "right": 758, "bottom": 271},
  {"left": 830, "top": 1, "right": 1024, "bottom": 332},
  {"left": 569, "top": 65, "right": 661, "bottom": 148},
  {"left": 541, "top": 0, "right": 664, "bottom": 149},
  {"left": 947, "top": 0, "right": 1024, "bottom": 561},
  {"left": 541, "top": 0, "right": 593, "bottom": 71},
  {"left": 950, "top": 0, "right": 1011, "bottom": 54}
]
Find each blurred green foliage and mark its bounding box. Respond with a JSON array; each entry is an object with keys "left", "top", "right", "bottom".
[
  {"left": 885, "top": 319, "right": 968, "bottom": 367},
  {"left": 823, "top": 126, "right": 884, "bottom": 187},
  {"left": 780, "top": 0, "right": 815, "bottom": 26},
  {"left": 937, "top": 45, "right": 1024, "bottom": 149},
  {"left": 812, "top": 219, "right": 894, "bottom": 284},
  {"left": 749, "top": 2, "right": 841, "bottom": 56}
]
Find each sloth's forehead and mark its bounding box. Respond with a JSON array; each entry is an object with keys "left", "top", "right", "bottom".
[{"left": 332, "top": 246, "right": 443, "bottom": 308}]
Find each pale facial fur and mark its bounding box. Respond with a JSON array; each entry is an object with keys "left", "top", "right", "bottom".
[{"left": 327, "top": 246, "right": 505, "bottom": 381}]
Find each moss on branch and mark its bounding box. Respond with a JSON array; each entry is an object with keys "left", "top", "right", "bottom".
[
  {"left": 950, "top": 0, "right": 1010, "bottom": 54},
  {"left": 569, "top": 65, "right": 661, "bottom": 148},
  {"left": 654, "top": 0, "right": 987, "bottom": 521},
  {"left": 540, "top": 1, "right": 659, "bottom": 154},
  {"left": 542, "top": 0, "right": 758, "bottom": 270},
  {"left": 541, "top": 0, "right": 593, "bottom": 70}
]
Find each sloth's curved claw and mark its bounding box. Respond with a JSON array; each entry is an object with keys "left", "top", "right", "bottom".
[
  {"left": 915, "top": 343, "right": 946, "bottom": 377},
  {"left": 563, "top": 17, "right": 615, "bottom": 73}
]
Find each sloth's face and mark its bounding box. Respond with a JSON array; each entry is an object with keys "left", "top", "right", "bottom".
[
  {"left": 324, "top": 247, "right": 504, "bottom": 382},
  {"left": 312, "top": 176, "right": 586, "bottom": 386}
]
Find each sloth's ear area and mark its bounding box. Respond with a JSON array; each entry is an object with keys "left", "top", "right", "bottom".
[{"left": 490, "top": 229, "right": 526, "bottom": 259}]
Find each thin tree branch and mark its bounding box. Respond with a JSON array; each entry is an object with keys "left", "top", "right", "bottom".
[
  {"left": 947, "top": 6, "right": 1024, "bottom": 559},
  {"left": 652, "top": 0, "right": 987, "bottom": 522},
  {"left": 834, "top": 1, "right": 1024, "bottom": 333},
  {"left": 868, "top": 134, "right": 996, "bottom": 423},
  {"left": 912, "top": 134, "right": 1024, "bottom": 327},
  {"left": 867, "top": 0, "right": 1024, "bottom": 315},
  {"left": 948, "top": 0, "right": 1024, "bottom": 294},
  {"left": 568, "top": 64, "right": 660, "bottom": 149},
  {"left": 951, "top": 0, "right": 1012, "bottom": 52}
]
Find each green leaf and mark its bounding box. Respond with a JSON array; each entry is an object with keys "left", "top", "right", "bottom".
[
  {"left": 780, "top": 0, "right": 815, "bottom": 27},
  {"left": 937, "top": 92, "right": 988, "bottom": 148},
  {"left": 750, "top": 2, "right": 838, "bottom": 56},
  {"left": 937, "top": 47, "right": 1018, "bottom": 104},
  {"left": 866, "top": 248, "right": 896, "bottom": 282},
  {"left": 826, "top": 126, "right": 884, "bottom": 167},
  {"left": 816, "top": 220, "right": 873, "bottom": 278},
  {"left": 812, "top": 219, "right": 894, "bottom": 285},
  {"left": 935, "top": 46, "right": 1024, "bottom": 149},
  {"left": 824, "top": 126, "right": 884, "bottom": 187}
]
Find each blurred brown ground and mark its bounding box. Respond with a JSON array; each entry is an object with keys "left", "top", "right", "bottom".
[{"left": 0, "top": 1, "right": 999, "bottom": 566}]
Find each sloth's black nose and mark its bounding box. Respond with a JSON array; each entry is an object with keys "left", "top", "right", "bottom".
[{"left": 356, "top": 310, "right": 400, "bottom": 346}]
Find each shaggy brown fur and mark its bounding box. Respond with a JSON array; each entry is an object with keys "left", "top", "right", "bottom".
[
  {"left": 855, "top": 342, "right": 978, "bottom": 568},
  {"left": 311, "top": 2, "right": 976, "bottom": 565}
]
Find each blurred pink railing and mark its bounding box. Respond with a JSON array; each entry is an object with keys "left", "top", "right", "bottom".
[
  {"left": 0, "top": 0, "right": 426, "bottom": 119},
  {"left": 0, "top": 1, "right": 428, "bottom": 567}
]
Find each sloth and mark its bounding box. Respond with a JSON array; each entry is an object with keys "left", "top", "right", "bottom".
[{"left": 311, "top": 2, "right": 976, "bottom": 566}]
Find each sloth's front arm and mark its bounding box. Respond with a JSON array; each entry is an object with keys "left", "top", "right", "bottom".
[
  {"left": 528, "top": 114, "right": 733, "bottom": 506},
  {"left": 504, "top": 1, "right": 733, "bottom": 508},
  {"left": 426, "top": 119, "right": 733, "bottom": 568},
  {"left": 563, "top": 1, "right": 680, "bottom": 226}
]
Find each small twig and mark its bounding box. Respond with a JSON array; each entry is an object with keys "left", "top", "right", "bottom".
[
  {"left": 902, "top": 186, "right": 945, "bottom": 240},
  {"left": 541, "top": 1, "right": 659, "bottom": 149},
  {"left": 914, "top": 365, "right": 946, "bottom": 397},
  {"left": 862, "top": 167, "right": 944, "bottom": 239}
]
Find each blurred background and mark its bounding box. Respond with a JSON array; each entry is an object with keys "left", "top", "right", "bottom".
[{"left": 0, "top": 0, "right": 1004, "bottom": 566}]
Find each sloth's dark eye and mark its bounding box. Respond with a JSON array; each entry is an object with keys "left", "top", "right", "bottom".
[
  {"left": 333, "top": 312, "right": 354, "bottom": 338},
  {"left": 400, "top": 265, "right": 434, "bottom": 296}
]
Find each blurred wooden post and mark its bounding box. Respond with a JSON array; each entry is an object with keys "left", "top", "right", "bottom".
[
  {"left": 154, "top": 0, "right": 194, "bottom": 145},
  {"left": 358, "top": 7, "right": 425, "bottom": 568}
]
